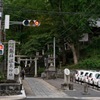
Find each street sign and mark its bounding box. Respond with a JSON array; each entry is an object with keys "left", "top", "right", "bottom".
[{"left": 5, "top": 15, "right": 10, "bottom": 29}]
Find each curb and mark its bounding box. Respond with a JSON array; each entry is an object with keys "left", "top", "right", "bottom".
[
  {"left": 0, "top": 89, "right": 26, "bottom": 100},
  {"left": 0, "top": 78, "right": 26, "bottom": 100}
]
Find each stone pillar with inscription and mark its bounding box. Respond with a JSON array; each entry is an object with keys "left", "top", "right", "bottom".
[{"left": 7, "top": 40, "right": 15, "bottom": 80}]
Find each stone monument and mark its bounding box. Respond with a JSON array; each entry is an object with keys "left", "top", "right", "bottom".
[{"left": 46, "top": 55, "right": 56, "bottom": 79}]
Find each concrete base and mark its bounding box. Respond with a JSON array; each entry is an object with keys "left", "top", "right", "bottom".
[
  {"left": 61, "top": 83, "right": 74, "bottom": 90},
  {"left": 82, "top": 92, "right": 90, "bottom": 95},
  {"left": 0, "top": 86, "right": 26, "bottom": 100}
]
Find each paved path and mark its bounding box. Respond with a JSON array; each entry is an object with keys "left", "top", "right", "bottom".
[
  {"left": 22, "top": 77, "right": 100, "bottom": 100},
  {"left": 23, "top": 78, "right": 68, "bottom": 98},
  {"left": 45, "top": 78, "right": 100, "bottom": 100}
]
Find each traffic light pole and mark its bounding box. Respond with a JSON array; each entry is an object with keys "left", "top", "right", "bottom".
[
  {"left": 3, "top": 19, "right": 40, "bottom": 77},
  {"left": 0, "top": 0, "right": 3, "bottom": 72},
  {"left": 3, "top": 27, "right": 6, "bottom": 72},
  {"left": 0, "top": 0, "right": 3, "bottom": 41}
]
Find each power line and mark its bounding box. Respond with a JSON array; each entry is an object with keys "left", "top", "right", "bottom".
[{"left": 3, "top": 7, "right": 100, "bottom": 16}]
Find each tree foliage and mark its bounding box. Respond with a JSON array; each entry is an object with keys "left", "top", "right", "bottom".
[{"left": 3, "top": 0, "right": 100, "bottom": 66}]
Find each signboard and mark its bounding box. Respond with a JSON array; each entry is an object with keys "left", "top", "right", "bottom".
[
  {"left": 0, "top": 12, "right": 2, "bottom": 17},
  {"left": 79, "top": 33, "right": 88, "bottom": 42},
  {"left": 64, "top": 68, "right": 70, "bottom": 75},
  {"left": 7, "top": 40, "right": 15, "bottom": 80},
  {"left": 5, "top": 15, "right": 10, "bottom": 29},
  {"left": 14, "top": 67, "right": 19, "bottom": 75}
]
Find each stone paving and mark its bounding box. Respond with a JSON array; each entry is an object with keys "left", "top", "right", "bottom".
[
  {"left": 45, "top": 78, "right": 100, "bottom": 97},
  {"left": 23, "top": 78, "right": 68, "bottom": 98},
  {"left": 1, "top": 77, "right": 100, "bottom": 99},
  {"left": 45, "top": 78, "right": 100, "bottom": 100},
  {"left": 22, "top": 77, "right": 100, "bottom": 100}
]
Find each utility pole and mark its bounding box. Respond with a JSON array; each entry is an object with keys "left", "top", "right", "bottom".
[
  {"left": 0, "top": 0, "right": 3, "bottom": 72},
  {"left": 0, "top": 0, "right": 3, "bottom": 42}
]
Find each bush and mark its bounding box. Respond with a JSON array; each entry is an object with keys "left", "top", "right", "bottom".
[
  {"left": 67, "top": 58, "right": 100, "bottom": 70},
  {"left": 81, "top": 37, "right": 100, "bottom": 59},
  {"left": 0, "top": 71, "right": 5, "bottom": 81},
  {"left": 38, "top": 67, "right": 45, "bottom": 76}
]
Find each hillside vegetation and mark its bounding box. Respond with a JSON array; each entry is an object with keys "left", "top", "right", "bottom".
[{"left": 2, "top": 0, "right": 100, "bottom": 70}]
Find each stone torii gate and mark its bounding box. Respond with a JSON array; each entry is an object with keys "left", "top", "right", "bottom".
[{"left": 15, "top": 55, "right": 40, "bottom": 77}]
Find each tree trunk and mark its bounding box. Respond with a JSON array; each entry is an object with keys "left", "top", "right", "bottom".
[
  {"left": 61, "top": 43, "right": 66, "bottom": 66},
  {"left": 62, "top": 50, "right": 66, "bottom": 65},
  {"left": 67, "top": 43, "right": 78, "bottom": 64},
  {"left": 71, "top": 44, "right": 78, "bottom": 64}
]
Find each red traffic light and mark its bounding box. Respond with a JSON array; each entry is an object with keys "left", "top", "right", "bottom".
[
  {"left": 0, "top": 45, "right": 4, "bottom": 49},
  {"left": 0, "top": 44, "right": 4, "bottom": 55},
  {"left": 34, "top": 20, "right": 40, "bottom": 26},
  {"left": 22, "top": 20, "right": 40, "bottom": 26}
]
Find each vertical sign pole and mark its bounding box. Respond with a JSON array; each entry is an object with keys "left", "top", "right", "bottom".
[
  {"left": 0, "top": 19, "right": 1, "bottom": 41},
  {"left": 4, "top": 15, "right": 10, "bottom": 73},
  {"left": 0, "top": 0, "right": 3, "bottom": 42}
]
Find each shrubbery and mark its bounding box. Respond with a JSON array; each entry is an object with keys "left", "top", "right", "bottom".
[
  {"left": 0, "top": 71, "right": 5, "bottom": 81},
  {"left": 38, "top": 67, "right": 45, "bottom": 76},
  {"left": 67, "top": 58, "right": 100, "bottom": 70}
]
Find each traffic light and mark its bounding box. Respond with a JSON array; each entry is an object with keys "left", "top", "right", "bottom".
[
  {"left": 22, "top": 20, "right": 40, "bottom": 26},
  {"left": 0, "top": 44, "right": 4, "bottom": 55}
]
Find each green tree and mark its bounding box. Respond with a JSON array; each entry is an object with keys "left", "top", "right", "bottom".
[
  {"left": 48, "top": 0, "right": 100, "bottom": 65},
  {"left": 3, "top": 0, "right": 100, "bottom": 66}
]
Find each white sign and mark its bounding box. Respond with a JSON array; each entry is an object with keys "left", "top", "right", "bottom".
[
  {"left": 5, "top": 15, "right": 10, "bottom": 29},
  {"left": 79, "top": 33, "right": 88, "bottom": 42},
  {"left": 7, "top": 40, "right": 15, "bottom": 80},
  {"left": 89, "top": 18, "right": 100, "bottom": 27},
  {"left": 14, "top": 68, "right": 19, "bottom": 75},
  {"left": 0, "top": 12, "right": 2, "bottom": 17},
  {"left": 64, "top": 68, "right": 70, "bottom": 75}
]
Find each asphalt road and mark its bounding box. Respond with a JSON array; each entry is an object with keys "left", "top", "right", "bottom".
[{"left": 21, "top": 98, "right": 85, "bottom": 100}]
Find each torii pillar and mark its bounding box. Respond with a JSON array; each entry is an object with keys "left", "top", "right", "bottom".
[{"left": 34, "top": 57, "right": 38, "bottom": 77}]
